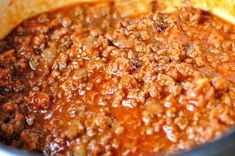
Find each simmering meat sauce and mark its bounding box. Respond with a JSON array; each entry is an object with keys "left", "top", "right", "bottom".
[{"left": 0, "top": 2, "right": 235, "bottom": 156}]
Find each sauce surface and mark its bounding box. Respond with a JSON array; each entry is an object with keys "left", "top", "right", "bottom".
[{"left": 0, "top": 2, "right": 235, "bottom": 156}]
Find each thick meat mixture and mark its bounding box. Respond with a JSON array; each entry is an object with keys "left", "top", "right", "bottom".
[{"left": 0, "top": 2, "right": 235, "bottom": 156}]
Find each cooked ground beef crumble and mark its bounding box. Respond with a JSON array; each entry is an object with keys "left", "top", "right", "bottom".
[{"left": 0, "top": 2, "right": 235, "bottom": 156}]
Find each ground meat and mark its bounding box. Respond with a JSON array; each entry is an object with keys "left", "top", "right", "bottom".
[{"left": 0, "top": 2, "right": 235, "bottom": 156}]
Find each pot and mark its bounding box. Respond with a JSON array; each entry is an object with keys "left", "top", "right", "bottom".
[{"left": 0, "top": 1, "right": 235, "bottom": 156}]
